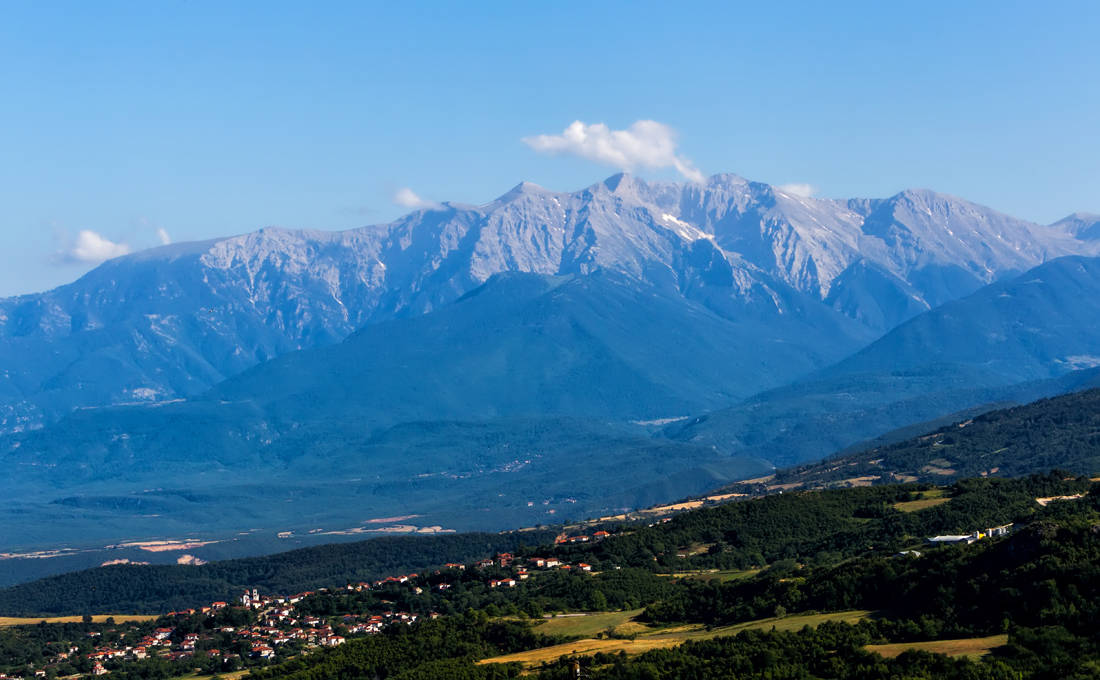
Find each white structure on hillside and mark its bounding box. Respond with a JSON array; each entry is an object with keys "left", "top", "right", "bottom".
[{"left": 927, "top": 524, "right": 1013, "bottom": 545}]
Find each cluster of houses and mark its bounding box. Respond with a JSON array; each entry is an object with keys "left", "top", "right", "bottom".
[
  {"left": 77, "top": 622, "right": 197, "bottom": 675},
  {"left": 233, "top": 590, "right": 429, "bottom": 655},
  {"left": 344, "top": 572, "right": 430, "bottom": 593},
  {"left": 340, "top": 550, "right": 598, "bottom": 597},
  {"left": 527, "top": 556, "right": 592, "bottom": 572},
  {"left": 495, "top": 552, "right": 595, "bottom": 579},
  {"left": 53, "top": 587, "right": 429, "bottom": 678},
  {"left": 234, "top": 617, "right": 349, "bottom": 658},
  {"left": 555, "top": 530, "right": 612, "bottom": 544}
]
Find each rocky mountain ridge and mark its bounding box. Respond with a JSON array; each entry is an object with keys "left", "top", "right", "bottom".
[{"left": 1, "top": 173, "right": 1095, "bottom": 433}]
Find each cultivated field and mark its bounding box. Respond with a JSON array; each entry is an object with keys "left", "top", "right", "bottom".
[
  {"left": 0, "top": 615, "right": 158, "bottom": 627},
  {"left": 534, "top": 610, "right": 644, "bottom": 638},
  {"left": 657, "top": 568, "right": 762, "bottom": 582},
  {"left": 169, "top": 671, "right": 251, "bottom": 680},
  {"left": 866, "top": 634, "right": 1009, "bottom": 660},
  {"left": 480, "top": 610, "right": 872, "bottom": 667},
  {"left": 893, "top": 488, "right": 951, "bottom": 513}
]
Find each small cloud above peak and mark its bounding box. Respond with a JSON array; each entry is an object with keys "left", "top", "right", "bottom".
[
  {"left": 776, "top": 183, "right": 818, "bottom": 198},
  {"left": 523, "top": 120, "right": 704, "bottom": 183},
  {"left": 393, "top": 187, "right": 441, "bottom": 210},
  {"left": 59, "top": 230, "right": 131, "bottom": 264},
  {"left": 156, "top": 228, "right": 172, "bottom": 246}
]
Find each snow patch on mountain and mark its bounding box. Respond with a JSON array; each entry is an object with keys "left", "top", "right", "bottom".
[{"left": 660, "top": 213, "right": 712, "bottom": 242}]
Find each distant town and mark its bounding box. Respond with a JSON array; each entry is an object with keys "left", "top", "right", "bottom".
[{"left": 0, "top": 530, "right": 618, "bottom": 679}]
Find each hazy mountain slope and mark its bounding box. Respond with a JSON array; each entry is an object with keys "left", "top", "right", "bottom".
[
  {"left": 769, "top": 386, "right": 1100, "bottom": 488},
  {"left": 210, "top": 270, "right": 868, "bottom": 425},
  {"left": 669, "top": 256, "right": 1100, "bottom": 465},
  {"left": 1051, "top": 212, "right": 1100, "bottom": 242},
  {"left": 821, "top": 256, "right": 1100, "bottom": 382},
  {"left": 3, "top": 270, "right": 827, "bottom": 491},
  {"left": 665, "top": 367, "right": 1100, "bottom": 468},
  {"left": 2, "top": 174, "right": 1092, "bottom": 432},
  {"left": 3, "top": 271, "right": 819, "bottom": 552}
]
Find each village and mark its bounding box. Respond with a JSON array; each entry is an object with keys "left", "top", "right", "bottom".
[{"left": 0, "top": 531, "right": 615, "bottom": 680}]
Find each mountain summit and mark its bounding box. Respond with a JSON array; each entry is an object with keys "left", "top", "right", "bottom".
[{"left": 0, "top": 174, "right": 1094, "bottom": 432}]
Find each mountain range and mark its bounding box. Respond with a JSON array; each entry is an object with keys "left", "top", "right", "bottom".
[
  {"left": 2, "top": 173, "right": 1100, "bottom": 578},
  {"left": 4, "top": 174, "right": 1096, "bottom": 433}
]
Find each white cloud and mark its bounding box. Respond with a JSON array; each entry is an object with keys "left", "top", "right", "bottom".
[
  {"left": 393, "top": 187, "right": 440, "bottom": 210},
  {"left": 156, "top": 228, "right": 172, "bottom": 245},
  {"left": 777, "top": 183, "right": 818, "bottom": 198},
  {"left": 62, "top": 230, "right": 131, "bottom": 264},
  {"left": 522, "top": 120, "right": 704, "bottom": 183}
]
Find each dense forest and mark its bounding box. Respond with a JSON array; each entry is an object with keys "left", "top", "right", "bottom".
[
  {"left": 642, "top": 499, "right": 1100, "bottom": 633},
  {"left": 546, "top": 475, "right": 1089, "bottom": 571}
]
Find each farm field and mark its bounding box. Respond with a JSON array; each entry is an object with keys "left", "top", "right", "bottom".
[
  {"left": 893, "top": 497, "right": 951, "bottom": 512},
  {"left": 480, "top": 610, "right": 873, "bottom": 667},
  {"left": 888, "top": 484, "right": 950, "bottom": 510},
  {"left": 0, "top": 614, "right": 158, "bottom": 627},
  {"left": 534, "top": 609, "right": 644, "bottom": 638},
  {"left": 893, "top": 488, "right": 951, "bottom": 513},
  {"left": 169, "top": 672, "right": 250, "bottom": 680},
  {"left": 866, "top": 634, "right": 1009, "bottom": 660},
  {"left": 657, "top": 568, "right": 762, "bottom": 582}
]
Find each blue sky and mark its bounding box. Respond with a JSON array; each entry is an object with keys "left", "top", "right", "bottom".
[{"left": 1, "top": 1, "right": 1097, "bottom": 296}]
